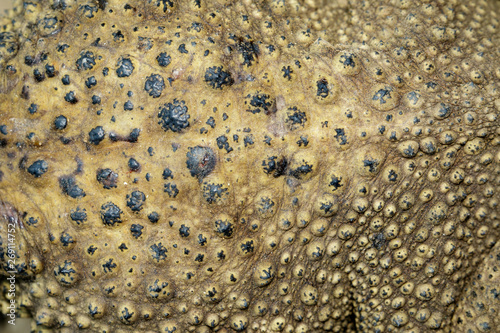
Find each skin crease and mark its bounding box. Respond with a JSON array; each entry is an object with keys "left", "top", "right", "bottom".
[{"left": 0, "top": 0, "right": 499, "bottom": 332}]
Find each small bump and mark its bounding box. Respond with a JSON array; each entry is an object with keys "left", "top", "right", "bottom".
[
  {"left": 214, "top": 214, "right": 234, "bottom": 238},
  {"left": 147, "top": 279, "right": 173, "bottom": 300},
  {"left": 205, "top": 66, "right": 233, "bottom": 89},
  {"left": 53, "top": 260, "right": 79, "bottom": 285},
  {"left": 432, "top": 103, "right": 452, "bottom": 119},
  {"left": 300, "top": 285, "right": 318, "bottom": 305},
  {"left": 186, "top": 146, "right": 216, "bottom": 180},
  {"left": 54, "top": 115, "right": 68, "bottom": 130},
  {"left": 89, "top": 126, "right": 105, "bottom": 145},
  {"left": 397, "top": 140, "right": 419, "bottom": 158},
  {"left": 333, "top": 51, "right": 360, "bottom": 76},
  {"left": 369, "top": 84, "right": 399, "bottom": 111},
  {"left": 253, "top": 261, "right": 275, "bottom": 287},
  {"left": 158, "top": 99, "right": 190, "bottom": 132},
  {"left": 117, "top": 302, "right": 139, "bottom": 324},
  {"left": 116, "top": 57, "right": 134, "bottom": 77},
  {"left": 144, "top": 74, "right": 165, "bottom": 98},
  {"left": 230, "top": 314, "right": 248, "bottom": 331},
  {"left": 27, "top": 160, "right": 48, "bottom": 178}
]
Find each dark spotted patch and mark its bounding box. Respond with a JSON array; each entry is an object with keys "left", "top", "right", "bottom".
[
  {"left": 156, "top": 52, "right": 171, "bottom": 67},
  {"left": 150, "top": 0, "right": 174, "bottom": 13},
  {"left": 436, "top": 103, "right": 451, "bottom": 119},
  {"left": 147, "top": 279, "right": 171, "bottom": 299},
  {"left": 128, "top": 158, "right": 140, "bottom": 171},
  {"left": 286, "top": 107, "right": 307, "bottom": 130},
  {"left": 112, "top": 30, "right": 124, "bottom": 42},
  {"left": 61, "top": 75, "right": 70, "bottom": 85},
  {"left": 60, "top": 233, "right": 74, "bottom": 247},
  {"left": 281, "top": 66, "right": 293, "bottom": 80},
  {"left": 422, "top": 141, "right": 437, "bottom": 154},
  {"left": 240, "top": 240, "right": 254, "bottom": 254},
  {"left": 124, "top": 100, "right": 133, "bottom": 111},
  {"left": 198, "top": 234, "right": 207, "bottom": 246},
  {"left": 179, "top": 224, "right": 190, "bottom": 237},
  {"left": 148, "top": 212, "right": 159, "bottom": 223},
  {"left": 144, "top": 74, "right": 165, "bottom": 98},
  {"left": 257, "top": 197, "right": 275, "bottom": 215},
  {"left": 214, "top": 219, "right": 234, "bottom": 238},
  {"left": 33, "top": 68, "right": 45, "bottom": 82},
  {"left": 262, "top": 156, "right": 287, "bottom": 177},
  {"left": 59, "top": 176, "right": 86, "bottom": 198},
  {"left": 204, "top": 66, "right": 233, "bottom": 89},
  {"left": 96, "top": 168, "right": 118, "bottom": 189},
  {"left": 130, "top": 224, "right": 144, "bottom": 238},
  {"left": 372, "top": 233, "right": 386, "bottom": 250},
  {"left": 202, "top": 182, "right": 228, "bottom": 204},
  {"left": 79, "top": 4, "right": 98, "bottom": 18},
  {"left": 76, "top": 51, "right": 96, "bottom": 71},
  {"left": 54, "top": 115, "right": 68, "bottom": 130},
  {"left": 296, "top": 136, "right": 309, "bottom": 147},
  {"left": 70, "top": 207, "right": 87, "bottom": 224},
  {"left": 85, "top": 76, "right": 97, "bottom": 88},
  {"left": 162, "top": 168, "right": 173, "bottom": 179},
  {"left": 53, "top": 260, "right": 77, "bottom": 285},
  {"left": 237, "top": 39, "right": 259, "bottom": 66},
  {"left": 100, "top": 202, "right": 122, "bottom": 226},
  {"left": 318, "top": 198, "right": 336, "bottom": 215},
  {"left": 387, "top": 169, "right": 398, "bottom": 182},
  {"left": 127, "top": 128, "right": 140, "bottom": 142},
  {"left": 138, "top": 36, "right": 153, "bottom": 51},
  {"left": 289, "top": 160, "right": 313, "bottom": 179},
  {"left": 340, "top": 53, "right": 355, "bottom": 67},
  {"left": 92, "top": 95, "right": 101, "bottom": 104},
  {"left": 64, "top": 91, "right": 78, "bottom": 104},
  {"left": 245, "top": 92, "right": 274, "bottom": 114},
  {"left": 401, "top": 143, "right": 417, "bottom": 157},
  {"left": 126, "top": 191, "right": 146, "bottom": 212},
  {"left": 116, "top": 57, "right": 134, "bottom": 77},
  {"left": 328, "top": 175, "right": 343, "bottom": 190},
  {"left": 158, "top": 99, "right": 190, "bottom": 132},
  {"left": 150, "top": 243, "right": 168, "bottom": 262},
  {"left": 206, "top": 117, "right": 215, "bottom": 128},
  {"left": 406, "top": 91, "right": 420, "bottom": 106},
  {"left": 178, "top": 44, "right": 188, "bottom": 54},
  {"left": 372, "top": 87, "right": 393, "bottom": 105},
  {"left": 89, "top": 126, "right": 105, "bottom": 145},
  {"left": 27, "top": 160, "right": 48, "bottom": 178},
  {"left": 57, "top": 43, "right": 69, "bottom": 53},
  {"left": 186, "top": 146, "right": 216, "bottom": 180},
  {"left": 87, "top": 245, "right": 97, "bottom": 255},
  {"left": 243, "top": 135, "right": 254, "bottom": 147},
  {"left": 216, "top": 135, "right": 233, "bottom": 153},
  {"left": 164, "top": 183, "right": 179, "bottom": 198},
  {"left": 102, "top": 259, "right": 116, "bottom": 273},
  {"left": 316, "top": 78, "right": 329, "bottom": 98},
  {"left": 334, "top": 128, "right": 348, "bottom": 145},
  {"left": 363, "top": 159, "right": 380, "bottom": 174}
]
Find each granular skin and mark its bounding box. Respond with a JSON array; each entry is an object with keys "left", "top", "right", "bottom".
[{"left": 0, "top": 0, "right": 499, "bottom": 332}]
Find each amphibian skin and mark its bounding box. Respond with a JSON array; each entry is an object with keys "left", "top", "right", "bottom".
[{"left": 0, "top": 0, "right": 499, "bottom": 332}]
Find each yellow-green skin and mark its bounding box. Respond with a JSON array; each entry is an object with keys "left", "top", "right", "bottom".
[{"left": 0, "top": 0, "right": 499, "bottom": 332}]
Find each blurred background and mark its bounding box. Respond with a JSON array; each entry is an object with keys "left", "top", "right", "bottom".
[
  {"left": 0, "top": 1, "right": 34, "bottom": 330},
  {"left": 0, "top": 0, "right": 13, "bottom": 11}
]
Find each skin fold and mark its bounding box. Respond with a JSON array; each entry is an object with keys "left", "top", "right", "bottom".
[{"left": 0, "top": 0, "right": 499, "bottom": 332}]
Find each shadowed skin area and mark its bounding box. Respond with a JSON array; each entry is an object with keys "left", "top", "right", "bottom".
[{"left": 0, "top": 0, "right": 499, "bottom": 332}]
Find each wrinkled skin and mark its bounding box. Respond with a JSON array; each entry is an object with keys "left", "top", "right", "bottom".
[{"left": 0, "top": 0, "right": 499, "bottom": 332}]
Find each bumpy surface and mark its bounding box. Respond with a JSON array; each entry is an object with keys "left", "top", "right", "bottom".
[{"left": 0, "top": 0, "right": 499, "bottom": 332}]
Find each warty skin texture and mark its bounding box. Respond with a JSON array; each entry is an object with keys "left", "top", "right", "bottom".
[{"left": 0, "top": 0, "right": 499, "bottom": 332}]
